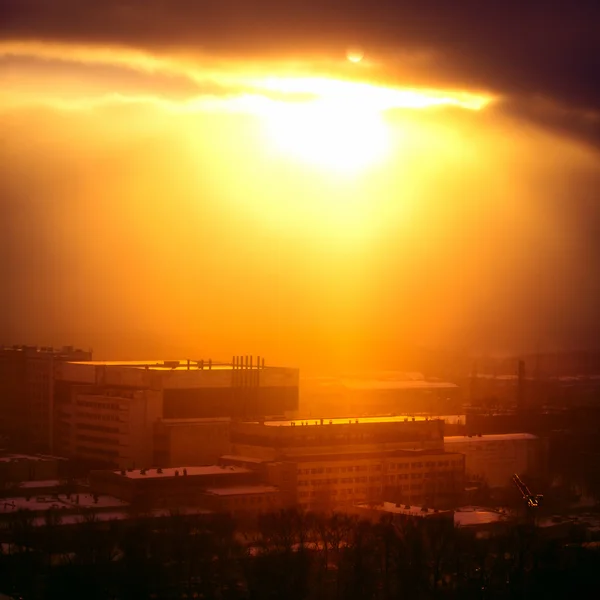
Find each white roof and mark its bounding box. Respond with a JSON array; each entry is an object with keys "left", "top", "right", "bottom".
[
  {"left": 16, "top": 480, "right": 61, "bottom": 489},
  {"left": 357, "top": 502, "right": 451, "bottom": 517},
  {"left": 454, "top": 507, "right": 508, "bottom": 527},
  {"left": 204, "top": 485, "right": 279, "bottom": 496},
  {"left": 445, "top": 433, "right": 538, "bottom": 443},
  {"left": 0, "top": 494, "right": 128, "bottom": 514}
]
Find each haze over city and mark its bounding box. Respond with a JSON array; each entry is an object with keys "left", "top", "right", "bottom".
[{"left": 2, "top": 1, "right": 600, "bottom": 371}]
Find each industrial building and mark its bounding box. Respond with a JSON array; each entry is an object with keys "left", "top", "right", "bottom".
[
  {"left": 0, "top": 345, "right": 92, "bottom": 452},
  {"left": 301, "top": 372, "right": 461, "bottom": 416},
  {"left": 444, "top": 433, "right": 546, "bottom": 488},
  {"left": 224, "top": 416, "right": 465, "bottom": 510},
  {"left": 53, "top": 357, "right": 299, "bottom": 468}
]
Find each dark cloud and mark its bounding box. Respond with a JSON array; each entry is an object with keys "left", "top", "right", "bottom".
[{"left": 2, "top": 1, "right": 600, "bottom": 146}]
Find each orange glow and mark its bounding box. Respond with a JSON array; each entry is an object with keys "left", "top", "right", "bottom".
[{"left": 264, "top": 100, "right": 390, "bottom": 172}]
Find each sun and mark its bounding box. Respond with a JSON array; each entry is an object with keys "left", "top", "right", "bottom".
[
  {"left": 346, "top": 47, "right": 365, "bottom": 63},
  {"left": 265, "top": 100, "right": 390, "bottom": 173}
]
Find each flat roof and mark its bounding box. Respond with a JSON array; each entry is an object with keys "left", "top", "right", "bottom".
[
  {"left": 445, "top": 433, "right": 538, "bottom": 443},
  {"left": 259, "top": 415, "right": 441, "bottom": 427},
  {"left": 454, "top": 507, "right": 509, "bottom": 527},
  {"left": 16, "top": 480, "right": 61, "bottom": 489},
  {"left": 220, "top": 455, "right": 267, "bottom": 464},
  {"left": 356, "top": 502, "right": 452, "bottom": 517},
  {"left": 69, "top": 360, "right": 237, "bottom": 371},
  {"left": 286, "top": 448, "right": 459, "bottom": 462},
  {"left": 341, "top": 379, "right": 458, "bottom": 391},
  {"left": 0, "top": 493, "right": 128, "bottom": 514},
  {"left": 204, "top": 485, "right": 280, "bottom": 496},
  {"left": 67, "top": 360, "right": 289, "bottom": 372},
  {"left": 112, "top": 465, "right": 251, "bottom": 479},
  {"left": 0, "top": 453, "right": 65, "bottom": 462}
]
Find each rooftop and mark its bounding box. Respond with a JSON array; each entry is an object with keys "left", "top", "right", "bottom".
[
  {"left": 260, "top": 415, "right": 441, "bottom": 427},
  {"left": 341, "top": 379, "right": 458, "bottom": 391},
  {"left": 445, "top": 433, "right": 538, "bottom": 443},
  {"left": 0, "top": 494, "right": 128, "bottom": 515},
  {"left": 112, "top": 465, "right": 251, "bottom": 479},
  {"left": 68, "top": 359, "right": 274, "bottom": 371},
  {"left": 16, "top": 480, "right": 61, "bottom": 489},
  {"left": 356, "top": 502, "right": 452, "bottom": 518},
  {"left": 0, "top": 453, "right": 66, "bottom": 463},
  {"left": 204, "top": 485, "right": 280, "bottom": 496},
  {"left": 454, "top": 507, "right": 509, "bottom": 527},
  {"left": 220, "top": 455, "right": 268, "bottom": 464}
]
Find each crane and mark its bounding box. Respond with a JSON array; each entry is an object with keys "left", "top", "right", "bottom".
[{"left": 512, "top": 473, "right": 543, "bottom": 510}]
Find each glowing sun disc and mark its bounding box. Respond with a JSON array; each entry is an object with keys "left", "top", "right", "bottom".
[{"left": 346, "top": 47, "right": 364, "bottom": 63}]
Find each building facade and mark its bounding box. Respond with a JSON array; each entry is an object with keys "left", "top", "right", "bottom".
[
  {"left": 53, "top": 358, "right": 298, "bottom": 468},
  {"left": 444, "top": 433, "right": 545, "bottom": 488},
  {"left": 0, "top": 345, "right": 92, "bottom": 452},
  {"left": 225, "top": 417, "right": 465, "bottom": 510}
]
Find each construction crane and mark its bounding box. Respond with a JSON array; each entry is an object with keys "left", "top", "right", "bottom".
[{"left": 512, "top": 473, "right": 543, "bottom": 510}]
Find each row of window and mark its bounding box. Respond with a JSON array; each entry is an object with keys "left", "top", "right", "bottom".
[
  {"left": 298, "top": 460, "right": 461, "bottom": 476},
  {"left": 76, "top": 422, "right": 120, "bottom": 434},
  {"left": 76, "top": 434, "right": 120, "bottom": 446},
  {"left": 77, "top": 411, "right": 121, "bottom": 422},
  {"left": 76, "top": 400, "right": 121, "bottom": 411},
  {"left": 298, "top": 476, "right": 381, "bottom": 486}
]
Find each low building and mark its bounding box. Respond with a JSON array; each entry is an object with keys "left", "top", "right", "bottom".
[
  {"left": 453, "top": 506, "right": 512, "bottom": 537},
  {"left": 444, "top": 433, "right": 545, "bottom": 488},
  {"left": 0, "top": 492, "right": 129, "bottom": 525},
  {"left": 201, "top": 485, "right": 282, "bottom": 516},
  {"left": 89, "top": 465, "right": 261, "bottom": 508},
  {"left": 348, "top": 501, "right": 454, "bottom": 526},
  {"left": 0, "top": 453, "right": 65, "bottom": 485}
]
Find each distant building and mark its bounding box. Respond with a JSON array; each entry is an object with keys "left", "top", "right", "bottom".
[
  {"left": 348, "top": 501, "right": 454, "bottom": 526},
  {"left": 444, "top": 433, "right": 546, "bottom": 488},
  {"left": 301, "top": 372, "right": 461, "bottom": 416},
  {"left": 53, "top": 357, "right": 298, "bottom": 468},
  {"left": 0, "top": 453, "right": 65, "bottom": 485},
  {"left": 0, "top": 345, "right": 92, "bottom": 451},
  {"left": 224, "top": 416, "right": 465, "bottom": 510},
  {"left": 89, "top": 465, "right": 277, "bottom": 516}
]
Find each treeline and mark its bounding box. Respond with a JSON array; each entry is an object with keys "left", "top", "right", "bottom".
[{"left": 0, "top": 508, "right": 599, "bottom": 599}]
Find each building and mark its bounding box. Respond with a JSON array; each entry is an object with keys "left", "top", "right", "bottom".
[
  {"left": 301, "top": 372, "right": 461, "bottom": 417},
  {"left": 57, "top": 385, "right": 162, "bottom": 470},
  {"left": 0, "top": 345, "right": 92, "bottom": 451},
  {"left": 89, "top": 465, "right": 273, "bottom": 514},
  {"left": 444, "top": 433, "right": 546, "bottom": 488},
  {"left": 53, "top": 357, "right": 298, "bottom": 468},
  {"left": 348, "top": 501, "right": 454, "bottom": 526},
  {"left": 153, "top": 418, "right": 232, "bottom": 467},
  {"left": 224, "top": 416, "right": 465, "bottom": 510},
  {"left": 0, "top": 453, "right": 65, "bottom": 486}
]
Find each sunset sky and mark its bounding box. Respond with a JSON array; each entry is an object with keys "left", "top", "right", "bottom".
[{"left": 1, "top": 1, "right": 600, "bottom": 371}]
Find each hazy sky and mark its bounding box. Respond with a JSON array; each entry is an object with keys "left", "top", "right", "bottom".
[{"left": 1, "top": 1, "right": 600, "bottom": 370}]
